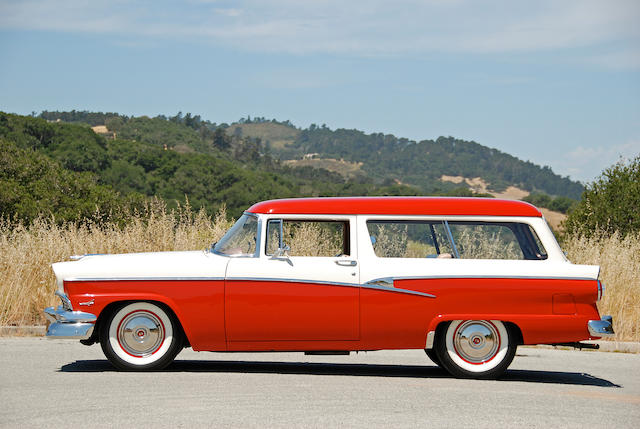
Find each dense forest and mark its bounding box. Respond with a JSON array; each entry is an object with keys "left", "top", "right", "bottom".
[
  {"left": 1, "top": 112, "right": 421, "bottom": 222},
  {"left": 0, "top": 110, "right": 583, "bottom": 223},
  {"left": 232, "top": 119, "right": 584, "bottom": 198}
]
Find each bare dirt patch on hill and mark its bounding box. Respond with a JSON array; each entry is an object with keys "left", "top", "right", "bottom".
[
  {"left": 440, "top": 175, "right": 489, "bottom": 194},
  {"left": 284, "top": 158, "right": 363, "bottom": 179},
  {"left": 489, "top": 186, "right": 530, "bottom": 200},
  {"left": 227, "top": 123, "right": 300, "bottom": 149}
]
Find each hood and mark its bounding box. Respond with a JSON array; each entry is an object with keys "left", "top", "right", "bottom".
[{"left": 51, "top": 250, "right": 228, "bottom": 292}]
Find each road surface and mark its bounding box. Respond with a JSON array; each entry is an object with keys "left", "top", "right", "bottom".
[{"left": 1, "top": 338, "right": 638, "bottom": 428}]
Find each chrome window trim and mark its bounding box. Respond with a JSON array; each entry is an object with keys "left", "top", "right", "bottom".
[
  {"left": 443, "top": 220, "right": 460, "bottom": 259},
  {"left": 211, "top": 212, "right": 261, "bottom": 258},
  {"left": 265, "top": 218, "right": 284, "bottom": 256}
]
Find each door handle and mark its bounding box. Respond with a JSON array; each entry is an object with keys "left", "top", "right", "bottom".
[{"left": 335, "top": 260, "right": 357, "bottom": 267}]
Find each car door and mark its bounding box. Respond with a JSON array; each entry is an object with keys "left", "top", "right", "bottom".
[{"left": 225, "top": 216, "right": 360, "bottom": 342}]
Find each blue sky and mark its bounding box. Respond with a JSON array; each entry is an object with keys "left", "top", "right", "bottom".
[{"left": 1, "top": 0, "right": 638, "bottom": 183}]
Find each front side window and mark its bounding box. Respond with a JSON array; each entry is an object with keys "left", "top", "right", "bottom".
[
  {"left": 213, "top": 214, "right": 258, "bottom": 256},
  {"left": 266, "top": 219, "right": 349, "bottom": 257},
  {"left": 367, "top": 220, "right": 546, "bottom": 260}
]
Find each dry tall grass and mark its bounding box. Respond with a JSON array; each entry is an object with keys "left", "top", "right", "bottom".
[
  {"left": 1, "top": 207, "right": 638, "bottom": 342},
  {"left": 563, "top": 232, "right": 640, "bottom": 342},
  {"left": 0, "top": 200, "right": 232, "bottom": 327}
]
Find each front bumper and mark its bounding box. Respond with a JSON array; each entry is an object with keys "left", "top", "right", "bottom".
[
  {"left": 44, "top": 293, "right": 96, "bottom": 340},
  {"left": 588, "top": 315, "right": 614, "bottom": 338}
]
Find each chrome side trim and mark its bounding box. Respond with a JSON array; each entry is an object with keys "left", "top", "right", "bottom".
[
  {"left": 426, "top": 330, "right": 435, "bottom": 349},
  {"left": 588, "top": 316, "right": 614, "bottom": 337},
  {"left": 227, "top": 277, "right": 435, "bottom": 298},
  {"left": 65, "top": 275, "right": 596, "bottom": 283},
  {"left": 227, "top": 277, "right": 360, "bottom": 288},
  {"left": 597, "top": 280, "right": 605, "bottom": 301},
  {"left": 364, "top": 277, "right": 435, "bottom": 297},
  {"left": 374, "top": 275, "right": 597, "bottom": 281},
  {"left": 365, "top": 277, "right": 394, "bottom": 288},
  {"left": 70, "top": 253, "right": 105, "bottom": 261},
  {"left": 65, "top": 277, "right": 226, "bottom": 282},
  {"left": 362, "top": 283, "right": 436, "bottom": 298}
]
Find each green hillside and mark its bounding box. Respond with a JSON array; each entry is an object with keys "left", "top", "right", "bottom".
[
  {"left": 0, "top": 110, "right": 583, "bottom": 224},
  {"left": 0, "top": 112, "right": 421, "bottom": 222},
  {"left": 233, "top": 121, "right": 584, "bottom": 199}
]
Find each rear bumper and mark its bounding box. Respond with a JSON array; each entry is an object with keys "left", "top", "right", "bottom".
[
  {"left": 44, "top": 305, "right": 96, "bottom": 340},
  {"left": 588, "top": 315, "right": 614, "bottom": 338}
]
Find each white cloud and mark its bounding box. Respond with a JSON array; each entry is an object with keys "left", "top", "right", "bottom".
[
  {"left": 0, "top": 0, "right": 638, "bottom": 68},
  {"left": 552, "top": 139, "right": 640, "bottom": 182}
]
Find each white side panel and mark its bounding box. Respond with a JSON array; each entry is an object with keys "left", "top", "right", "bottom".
[
  {"left": 226, "top": 256, "right": 359, "bottom": 284},
  {"left": 52, "top": 251, "right": 229, "bottom": 291}
]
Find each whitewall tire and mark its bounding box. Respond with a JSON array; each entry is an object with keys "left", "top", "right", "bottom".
[
  {"left": 435, "top": 320, "right": 516, "bottom": 379},
  {"left": 100, "top": 302, "right": 183, "bottom": 370}
]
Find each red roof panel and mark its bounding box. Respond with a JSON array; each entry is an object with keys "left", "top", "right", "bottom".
[{"left": 247, "top": 197, "right": 542, "bottom": 217}]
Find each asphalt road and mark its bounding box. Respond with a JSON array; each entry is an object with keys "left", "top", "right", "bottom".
[{"left": 1, "top": 338, "right": 639, "bottom": 428}]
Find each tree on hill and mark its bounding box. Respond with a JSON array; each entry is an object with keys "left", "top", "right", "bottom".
[
  {"left": 565, "top": 156, "right": 640, "bottom": 237},
  {"left": 0, "top": 139, "right": 141, "bottom": 223}
]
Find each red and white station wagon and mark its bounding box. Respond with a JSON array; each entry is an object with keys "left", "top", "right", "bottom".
[{"left": 45, "top": 197, "right": 613, "bottom": 378}]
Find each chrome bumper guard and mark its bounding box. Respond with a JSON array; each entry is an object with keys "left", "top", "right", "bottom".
[
  {"left": 588, "top": 315, "right": 614, "bottom": 338},
  {"left": 44, "top": 292, "right": 97, "bottom": 340}
]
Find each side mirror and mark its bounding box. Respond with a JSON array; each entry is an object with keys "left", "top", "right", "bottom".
[{"left": 270, "top": 245, "right": 291, "bottom": 260}]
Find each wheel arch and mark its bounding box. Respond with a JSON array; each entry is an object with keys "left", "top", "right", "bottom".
[
  {"left": 88, "top": 299, "right": 190, "bottom": 348},
  {"left": 428, "top": 315, "right": 524, "bottom": 346}
]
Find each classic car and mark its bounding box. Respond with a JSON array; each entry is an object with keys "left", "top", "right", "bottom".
[{"left": 44, "top": 197, "right": 614, "bottom": 378}]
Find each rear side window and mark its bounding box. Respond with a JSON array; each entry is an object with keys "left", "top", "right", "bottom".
[
  {"left": 366, "top": 220, "right": 546, "bottom": 260},
  {"left": 366, "top": 221, "right": 454, "bottom": 258}
]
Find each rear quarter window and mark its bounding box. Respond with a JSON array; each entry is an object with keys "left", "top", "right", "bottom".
[{"left": 366, "top": 220, "right": 547, "bottom": 260}]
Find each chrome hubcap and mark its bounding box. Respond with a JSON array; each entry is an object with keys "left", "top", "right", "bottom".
[
  {"left": 454, "top": 321, "right": 499, "bottom": 363},
  {"left": 118, "top": 311, "right": 164, "bottom": 357}
]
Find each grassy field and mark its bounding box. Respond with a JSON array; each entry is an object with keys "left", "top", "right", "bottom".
[
  {"left": 0, "top": 202, "right": 232, "bottom": 327},
  {"left": 1, "top": 207, "right": 637, "bottom": 342},
  {"left": 563, "top": 232, "right": 640, "bottom": 342}
]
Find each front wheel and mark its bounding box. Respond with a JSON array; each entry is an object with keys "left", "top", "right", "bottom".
[
  {"left": 435, "top": 320, "right": 516, "bottom": 379},
  {"left": 100, "top": 302, "right": 183, "bottom": 371}
]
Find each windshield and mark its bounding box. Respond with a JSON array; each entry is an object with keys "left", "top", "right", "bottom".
[{"left": 213, "top": 214, "right": 258, "bottom": 256}]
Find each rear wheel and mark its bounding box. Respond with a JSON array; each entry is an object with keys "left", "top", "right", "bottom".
[
  {"left": 435, "top": 320, "right": 516, "bottom": 379},
  {"left": 100, "top": 302, "right": 183, "bottom": 371}
]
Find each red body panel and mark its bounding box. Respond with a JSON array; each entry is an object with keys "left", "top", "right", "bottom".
[
  {"left": 64, "top": 280, "right": 226, "bottom": 351},
  {"left": 65, "top": 276, "right": 600, "bottom": 352},
  {"left": 225, "top": 280, "right": 359, "bottom": 341},
  {"left": 248, "top": 197, "right": 542, "bottom": 217}
]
